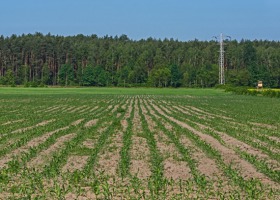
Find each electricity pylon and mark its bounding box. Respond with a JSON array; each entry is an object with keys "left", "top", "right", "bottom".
[{"left": 214, "top": 33, "right": 230, "bottom": 85}]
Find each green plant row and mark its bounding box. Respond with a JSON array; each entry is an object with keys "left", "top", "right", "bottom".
[
  {"left": 119, "top": 98, "right": 135, "bottom": 177},
  {"left": 145, "top": 99, "right": 276, "bottom": 199},
  {"left": 162, "top": 99, "right": 280, "bottom": 162}
]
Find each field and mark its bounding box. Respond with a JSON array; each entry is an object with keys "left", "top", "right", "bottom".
[{"left": 0, "top": 87, "right": 280, "bottom": 199}]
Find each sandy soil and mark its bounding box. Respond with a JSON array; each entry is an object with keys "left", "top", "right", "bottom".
[
  {"left": 11, "top": 119, "right": 55, "bottom": 134},
  {"left": 27, "top": 133, "right": 76, "bottom": 169},
  {"left": 62, "top": 156, "right": 89, "bottom": 172},
  {"left": 150, "top": 102, "right": 280, "bottom": 189},
  {"left": 84, "top": 119, "right": 98, "bottom": 128},
  {"left": 1, "top": 119, "right": 25, "bottom": 126},
  {"left": 71, "top": 119, "right": 85, "bottom": 126}
]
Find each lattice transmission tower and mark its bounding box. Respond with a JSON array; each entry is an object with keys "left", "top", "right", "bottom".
[
  {"left": 219, "top": 33, "right": 225, "bottom": 85},
  {"left": 214, "top": 33, "right": 230, "bottom": 85}
]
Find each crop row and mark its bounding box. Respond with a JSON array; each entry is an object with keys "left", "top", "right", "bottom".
[{"left": 0, "top": 94, "right": 279, "bottom": 199}]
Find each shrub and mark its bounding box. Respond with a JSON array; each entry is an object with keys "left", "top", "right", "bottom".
[
  {"left": 24, "top": 82, "right": 30, "bottom": 87},
  {"left": 30, "top": 82, "right": 38, "bottom": 87}
]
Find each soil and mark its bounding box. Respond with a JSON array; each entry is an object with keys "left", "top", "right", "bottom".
[
  {"left": 111, "top": 104, "right": 120, "bottom": 113},
  {"left": 95, "top": 130, "right": 123, "bottom": 176},
  {"left": 71, "top": 119, "right": 85, "bottom": 126},
  {"left": 269, "top": 136, "right": 280, "bottom": 144},
  {"left": 130, "top": 136, "right": 151, "bottom": 179},
  {"left": 27, "top": 133, "right": 76, "bottom": 169},
  {"left": 188, "top": 106, "right": 233, "bottom": 120},
  {"left": 82, "top": 139, "right": 96, "bottom": 149},
  {"left": 84, "top": 119, "right": 98, "bottom": 128},
  {"left": 95, "top": 99, "right": 132, "bottom": 177},
  {"left": 163, "top": 159, "right": 192, "bottom": 180},
  {"left": 69, "top": 106, "right": 88, "bottom": 113},
  {"left": 77, "top": 106, "right": 91, "bottom": 114},
  {"left": 0, "top": 118, "right": 81, "bottom": 168},
  {"left": 62, "top": 156, "right": 89, "bottom": 172},
  {"left": 1, "top": 119, "right": 25, "bottom": 126},
  {"left": 170, "top": 103, "right": 280, "bottom": 174},
  {"left": 150, "top": 102, "right": 280, "bottom": 189},
  {"left": 250, "top": 122, "right": 277, "bottom": 130},
  {"left": 11, "top": 119, "right": 55, "bottom": 133},
  {"left": 179, "top": 136, "right": 222, "bottom": 179},
  {"left": 88, "top": 106, "right": 99, "bottom": 113}
]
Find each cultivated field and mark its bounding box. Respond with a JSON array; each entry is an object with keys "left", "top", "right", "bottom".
[{"left": 0, "top": 88, "right": 280, "bottom": 199}]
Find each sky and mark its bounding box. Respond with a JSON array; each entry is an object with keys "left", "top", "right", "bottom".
[{"left": 0, "top": 0, "right": 279, "bottom": 41}]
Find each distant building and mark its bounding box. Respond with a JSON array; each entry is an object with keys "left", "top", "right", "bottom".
[{"left": 257, "top": 81, "right": 263, "bottom": 89}]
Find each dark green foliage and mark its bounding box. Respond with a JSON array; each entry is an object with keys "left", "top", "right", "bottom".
[
  {"left": 226, "top": 69, "right": 251, "bottom": 86},
  {"left": 0, "top": 33, "right": 280, "bottom": 88},
  {"left": 58, "top": 64, "right": 75, "bottom": 86},
  {"left": 148, "top": 67, "right": 171, "bottom": 87},
  {"left": 117, "top": 66, "right": 130, "bottom": 87},
  {"left": 1, "top": 69, "right": 15, "bottom": 85},
  {"left": 81, "top": 65, "right": 109, "bottom": 86},
  {"left": 170, "top": 64, "right": 182, "bottom": 87},
  {"left": 81, "top": 65, "right": 95, "bottom": 86}
]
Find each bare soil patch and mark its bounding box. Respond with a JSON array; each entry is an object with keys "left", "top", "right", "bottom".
[
  {"left": 140, "top": 101, "right": 192, "bottom": 180},
  {"left": 95, "top": 130, "right": 123, "bottom": 176},
  {"left": 179, "top": 136, "right": 222, "bottom": 179},
  {"left": 89, "top": 106, "right": 99, "bottom": 113},
  {"left": 95, "top": 99, "right": 132, "bottom": 176},
  {"left": 121, "top": 120, "right": 128, "bottom": 131},
  {"left": 140, "top": 102, "right": 156, "bottom": 132},
  {"left": 132, "top": 99, "right": 142, "bottom": 133},
  {"left": 269, "top": 136, "right": 280, "bottom": 144},
  {"left": 27, "top": 133, "right": 76, "bottom": 169},
  {"left": 252, "top": 138, "right": 280, "bottom": 154},
  {"left": 1, "top": 119, "right": 25, "bottom": 126},
  {"left": 176, "top": 105, "right": 213, "bottom": 119},
  {"left": 11, "top": 119, "right": 55, "bottom": 134},
  {"left": 82, "top": 139, "right": 96, "bottom": 149},
  {"left": 130, "top": 136, "right": 151, "bottom": 179},
  {"left": 25, "top": 126, "right": 70, "bottom": 149},
  {"left": 250, "top": 122, "right": 277, "bottom": 130},
  {"left": 190, "top": 119, "right": 279, "bottom": 158},
  {"left": 71, "top": 119, "right": 84, "bottom": 126},
  {"left": 62, "top": 156, "right": 89, "bottom": 172},
  {"left": 0, "top": 119, "right": 80, "bottom": 168},
  {"left": 189, "top": 120, "right": 280, "bottom": 170},
  {"left": 163, "top": 159, "right": 192, "bottom": 180},
  {"left": 120, "top": 99, "right": 133, "bottom": 131},
  {"left": 130, "top": 160, "right": 151, "bottom": 179},
  {"left": 149, "top": 103, "right": 223, "bottom": 178},
  {"left": 62, "top": 106, "right": 75, "bottom": 113},
  {"left": 45, "top": 106, "right": 61, "bottom": 113},
  {"left": 188, "top": 106, "right": 233, "bottom": 120},
  {"left": 150, "top": 102, "right": 280, "bottom": 188},
  {"left": 111, "top": 104, "right": 120, "bottom": 113},
  {"left": 143, "top": 101, "right": 173, "bottom": 131},
  {"left": 69, "top": 106, "right": 88, "bottom": 113},
  {"left": 77, "top": 106, "right": 91, "bottom": 114},
  {"left": 84, "top": 119, "right": 98, "bottom": 128}
]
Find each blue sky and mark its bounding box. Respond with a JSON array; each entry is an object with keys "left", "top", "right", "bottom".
[{"left": 0, "top": 0, "right": 279, "bottom": 41}]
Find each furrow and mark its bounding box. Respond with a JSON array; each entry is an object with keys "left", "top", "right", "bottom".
[
  {"left": 149, "top": 101, "right": 280, "bottom": 189},
  {"left": 27, "top": 133, "right": 76, "bottom": 170}
]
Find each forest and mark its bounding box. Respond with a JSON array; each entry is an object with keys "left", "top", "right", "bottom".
[{"left": 0, "top": 33, "right": 280, "bottom": 88}]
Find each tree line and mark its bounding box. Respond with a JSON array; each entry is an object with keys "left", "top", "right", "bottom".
[{"left": 0, "top": 33, "right": 280, "bottom": 88}]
